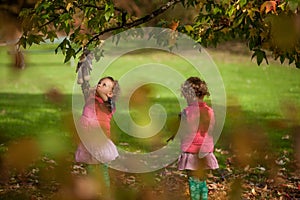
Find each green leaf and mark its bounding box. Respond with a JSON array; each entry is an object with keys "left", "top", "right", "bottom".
[
  {"left": 280, "top": 55, "right": 285, "bottom": 64},
  {"left": 288, "top": 56, "right": 295, "bottom": 65},
  {"left": 184, "top": 25, "right": 194, "bottom": 33},
  {"left": 47, "top": 31, "right": 57, "bottom": 43},
  {"left": 27, "top": 34, "right": 44, "bottom": 46},
  {"left": 288, "top": 0, "right": 300, "bottom": 11},
  {"left": 296, "top": 61, "right": 300, "bottom": 68},
  {"left": 65, "top": 23, "right": 71, "bottom": 35},
  {"left": 105, "top": 11, "right": 111, "bottom": 21},
  {"left": 64, "top": 48, "right": 75, "bottom": 63},
  {"left": 55, "top": 38, "right": 69, "bottom": 54},
  {"left": 41, "top": 14, "right": 49, "bottom": 19},
  {"left": 19, "top": 36, "right": 27, "bottom": 49},
  {"left": 252, "top": 49, "right": 268, "bottom": 65},
  {"left": 213, "top": 7, "right": 222, "bottom": 14},
  {"left": 227, "top": 6, "right": 235, "bottom": 17},
  {"left": 232, "top": 14, "right": 245, "bottom": 28},
  {"left": 239, "top": 0, "right": 247, "bottom": 7},
  {"left": 104, "top": 3, "right": 114, "bottom": 21},
  {"left": 105, "top": 3, "right": 109, "bottom": 12}
]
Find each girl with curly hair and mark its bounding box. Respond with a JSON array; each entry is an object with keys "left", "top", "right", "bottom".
[{"left": 178, "top": 77, "right": 219, "bottom": 200}]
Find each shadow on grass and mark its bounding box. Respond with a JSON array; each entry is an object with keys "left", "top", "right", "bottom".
[
  {"left": 0, "top": 92, "right": 296, "bottom": 165},
  {"left": 0, "top": 93, "right": 72, "bottom": 143}
]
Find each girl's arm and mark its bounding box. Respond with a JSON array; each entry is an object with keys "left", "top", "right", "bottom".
[{"left": 88, "top": 87, "right": 96, "bottom": 95}]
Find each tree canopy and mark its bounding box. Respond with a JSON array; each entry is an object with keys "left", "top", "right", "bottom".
[{"left": 14, "top": 0, "right": 300, "bottom": 67}]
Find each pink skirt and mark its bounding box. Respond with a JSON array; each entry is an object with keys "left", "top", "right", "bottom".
[
  {"left": 75, "top": 117, "right": 118, "bottom": 164},
  {"left": 75, "top": 139, "right": 119, "bottom": 164},
  {"left": 178, "top": 152, "right": 219, "bottom": 170}
]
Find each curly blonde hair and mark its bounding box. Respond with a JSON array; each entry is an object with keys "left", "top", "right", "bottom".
[{"left": 181, "top": 77, "right": 210, "bottom": 100}]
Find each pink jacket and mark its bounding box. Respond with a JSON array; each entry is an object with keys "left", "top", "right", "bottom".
[
  {"left": 80, "top": 94, "right": 114, "bottom": 137},
  {"left": 180, "top": 102, "right": 215, "bottom": 153}
]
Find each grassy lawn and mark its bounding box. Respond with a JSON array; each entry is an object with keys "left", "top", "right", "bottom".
[{"left": 0, "top": 43, "right": 299, "bottom": 199}]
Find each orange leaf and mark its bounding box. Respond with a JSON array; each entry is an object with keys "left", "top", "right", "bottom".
[
  {"left": 260, "top": 1, "right": 277, "bottom": 14},
  {"left": 169, "top": 21, "right": 179, "bottom": 30}
]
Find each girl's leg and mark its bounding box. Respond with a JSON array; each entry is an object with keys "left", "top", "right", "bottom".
[
  {"left": 86, "top": 163, "right": 97, "bottom": 174},
  {"left": 99, "top": 164, "right": 110, "bottom": 188},
  {"left": 86, "top": 164, "right": 110, "bottom": 187},
  {"left": 188, "top": 176, "right": 201, "bottom": 200},
  {"left": 188, "top": 170, "right": 209, "bottom": 200},
  {"left": 86, "top": 164, "right": 111, "bottom": 199},
  {"left": 198, "top": 180, "right": 208, "bottom": 200}
]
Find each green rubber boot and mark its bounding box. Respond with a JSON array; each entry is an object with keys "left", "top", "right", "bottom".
[
  {"left": 99, "top": 164, "right": 110, "bottom": 188},
  {"left": 198, "top": 180, "right": 208, "bottom": 200},
  {"left": 86, "top": 164, "right": 111, "bottom": 199},
  {"left": 188, "top": 176, "right": 201, "bottom": 200},
  {"left": 101, "top": 164, "right": 114, "bottom": 200}
]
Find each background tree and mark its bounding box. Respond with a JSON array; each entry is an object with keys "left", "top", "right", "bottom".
[
  {"left": 0, "top": 0, "right": 37, "bottom": 69},
  {"left": 8, "top": 0, "right": 300, "bottom": 67}
]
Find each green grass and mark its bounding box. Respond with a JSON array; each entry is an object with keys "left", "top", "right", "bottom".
[{"left": 0, "top": 44, "right": 300, "bottom": 168}]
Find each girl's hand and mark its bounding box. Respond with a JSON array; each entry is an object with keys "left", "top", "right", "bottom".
[{"left": 88, "top": 87, "right": 96, "bottom": 94}]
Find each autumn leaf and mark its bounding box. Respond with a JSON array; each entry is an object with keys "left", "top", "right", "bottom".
[
  {"left": 169, "top": 21, "right": 179, "bottom": 31},
  {"left": 66, "top": 2, "right": 72, "bottom": 11},
  {"left": 4, "top": 139, "right": 40, "bottom": 171},
  {"left": 260, "top": 1, "right": 278, "bottom": 14},
  {"left": 251, "top": 188, "right": 257, "bottom": 195},
  {"left": 184, "top": 25, "right": 193, "bottom": 33}
]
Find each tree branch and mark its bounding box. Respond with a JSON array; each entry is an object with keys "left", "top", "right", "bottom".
[
  {"left": 38, "top": 16, "right": 59, "bottom": 29},
  {"left": 37, "top": 6, "right": 67, "bottom": 29},
  {"left": 76, "top": 0, "right": 181, "bottom": 54},
  {"left": 76, "top": 3, "right": 124, "bottom": 13}
]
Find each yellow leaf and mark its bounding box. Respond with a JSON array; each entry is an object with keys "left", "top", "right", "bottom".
[
  {"left": 66, "top": 2, "right": 72, "bottom": 11},
  {"left": 185, "top": 25, "right": 194, "bottom": 33},
  {"left": 247, "top": 10, "right": 255, "bottom": 21},
  {"left": 82, "top": 38, "right": 88, "bottom": 46}
]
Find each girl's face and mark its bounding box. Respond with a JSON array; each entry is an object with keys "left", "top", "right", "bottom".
[{"left": 96, "top": 78, "right": 114, "bottom": 98}]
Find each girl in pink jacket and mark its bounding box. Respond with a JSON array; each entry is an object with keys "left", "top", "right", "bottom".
[
  {"left": 75, "top": 76, "right": 120, "bottom": 197},
  {"left": 177, "top": 77, "right": 219, "bottom": 200}
]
